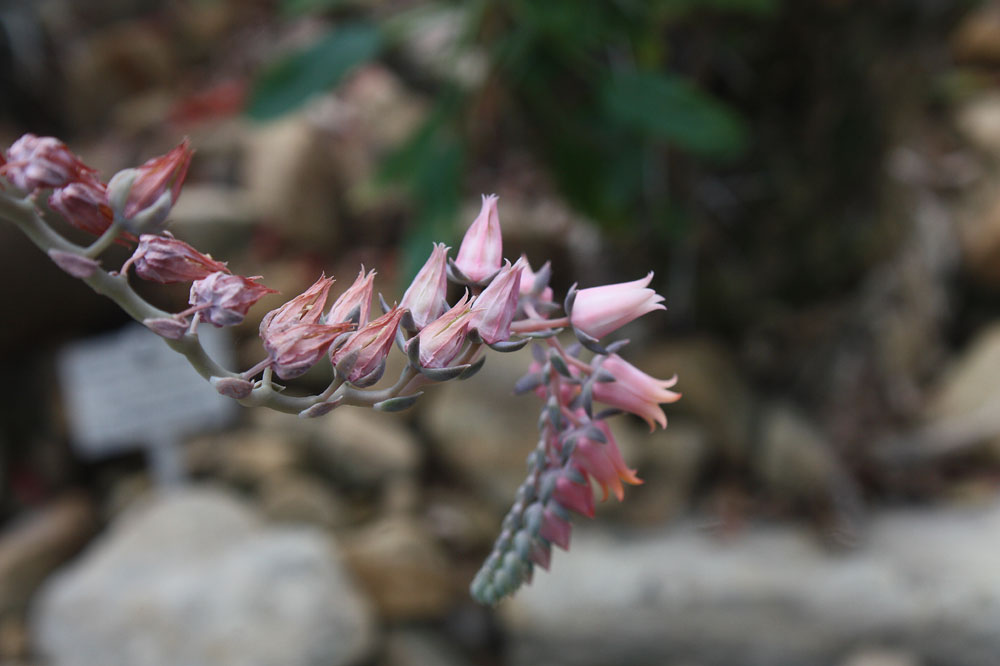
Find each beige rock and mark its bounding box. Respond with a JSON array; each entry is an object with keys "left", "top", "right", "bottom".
[
  {"left": 952, "top": 3, "right": 1000, "bottom": 64},
  {"left": 342, "top": 517, "right": 456, "bottom": 620},
  {"left": 840, "top": 648, "right": 922, "bottom": 666},
  {"left": 0, "top": 494, "right": 96, "bottom": 614},
  {"left": 258, "top": 473, "right": 352, "bottom": 530},
  {"left": 956, "top": 93, "right": 1000, "bottom": 157},
  {"left": 185, "top": 430, "right": 299, "bottom": 485}
]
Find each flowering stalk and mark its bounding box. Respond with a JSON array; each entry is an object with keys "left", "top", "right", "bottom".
[{"left": 0, "top": 134, "right": 679, "bottom": 604}]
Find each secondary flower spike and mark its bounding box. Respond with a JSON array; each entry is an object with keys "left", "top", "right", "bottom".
[
  {"left": 591, "top": 354, "right": 680, "bottom": 431},
  {"left": 570, "top": 272, "right": 665, "bottom": 340},
  {"left": 454, "top": 194, "right": 502, "bottom": 283},
  {"left": 400, "top": 243, "right": 450, "bottom": 329},
  {"left": 2, "top": 134, "right": 96, "bottom": 191}
]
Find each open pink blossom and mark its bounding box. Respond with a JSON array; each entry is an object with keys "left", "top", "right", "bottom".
[
  {"left": 190, "top": 272, "right": 277, "bottom": 327},
  {"left": 331, "top": 307, "right": 406, "bottom": 385},
  {"left": 570, "top": 272, "right": 665, "bottom": 340},
  {"left": 129, "top": 233, "right": 228, "bottom": 283},
  {"left": 454, "top": 194, "right": 502, "bottom": 283},
  {"left": 2, "top": 134, "right": 95, "bottom": 191},
  {"left": 326, "top": 268, "right": 375, "bottom": 327},
  {"left": 468, "top": 257, "right": 525, "bottom": 344},
  {"left": 400, "top": 243, "right": 450, "bottom": 328},
  {"left": 591, "top": 354, "right": 680, "bottom": 431}
]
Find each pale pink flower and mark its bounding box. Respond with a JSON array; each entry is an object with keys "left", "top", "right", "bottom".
[
  {"left": 400, "top": 243, "right": 450, "bottom": 328},
  {"left": 468, "top": 257, "right": 524, "bottom": 344},
  {"left": 120, "top": 139, "right": 193, "bottom": 220},
  {"left": 49, "top": 180, "right": 116, "bottom": 237},
  {"left": 260, "top": 274, "right": 334, "bottom": 334},
  {"left": 413, "top": 291, "right": 475, "bottom": 368},
  {"left": 263, "top": 321, "right": 354, "bottom": 380},
  {"left": 518, "top": 255, "right": 553, "bottom": 303},
  {"left": 552, "top": 471, "right": 595, "bottom": 519},
  {"left": 591, "top": 354, "right": 680, "bottom": 431},
  {"left": 454, "top": 194, "right": 502, "bottom": 283},
  {"left": 330, "top": 307, "right": 407, "bottom": 385},
  {"left": 2, "top": 134, "right": 95, "bottom": 191},
  {"left": 572, "top": 419, "right": 641, "bottom": 502},
  {"left": 326, "top": 268, "right": 376, "bottom": 326},
  {"left": 190, "top": 272, "right": 277, "bottom": 327},
  {"left": 129, "top": 234, "right": 228, "bottom": 283},
  {"left": 570, "top": 272, "right": 665, "bottom": 340}
]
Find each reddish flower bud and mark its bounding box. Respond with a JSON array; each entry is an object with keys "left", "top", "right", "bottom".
[
  {"left": 468, "top": 257, "right": 525, "bottom": 344},
  {"left": 412, "top": 291, "right": 475, "bottom": 368},
  {"left": 189, "top": 271, "right": 277, "bottom": 327},
  {"left": 260, "top": 274, "right": 334, "bottom": 335},
  {"left": 552, "top": 471, "right": 595, "bottom": 519},
  {"left": 48, "top": 180, "right": 114, "bottom": 237},
  {"left": 263, "top": 322, "right": 354, "bottom": 380},
  {"left": 570, "top": 272, "right": 665, "bottom": 340},
  {"left": 591, "top": 354, "right": 680, "bottom": 431},
  {"left": 2, "top": 134, "right": 95, "bottom": 191},
  {"left": 454, "top": 194, "right": 502, "bottom": 283},
  {"left": 326, "top": 268, "right": 376, "bottom": 326},
  {"left": 330, "top": 307, "right": 406, "bottom": 385},
  {"left": 120, "top": 139, "right": 193, "bottom": 220},
  {"left": 400, "top": 243, "right": 450, "bottom": 329},
  {"left": 129, "top": 233, "right": 228, "bottom": 283}
]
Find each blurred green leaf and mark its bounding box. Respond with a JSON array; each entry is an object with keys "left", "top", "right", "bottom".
[
  {"left": 602, "top": 71, "right": 748, "bottom": 159},
  {"left": 653, "top": 0, "right": 778, "bottom": 16},
  {"left": 281, "top": 0, "right": 352, "bottom": 16},
  {"left": 245, "top": 23, "right": 381, "bottom": 121}
]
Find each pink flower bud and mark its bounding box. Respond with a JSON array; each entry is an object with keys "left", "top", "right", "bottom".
[
  {"left": 539, "top": 507, "right": 572, "bottom": 550},
  {"left": 467, "top": 257, "right": 524, "bottom": 344},
  {"left": 552, "top": 471, "right": 595, "bottom": 519},
  {"left": 518, "top": 255, "right": 553, "bottom": 302},
  {"left": 454, "top": 194, "right": 502, "bottom": 283},
  {"left": 591, "top": 354, "right": 680, "bottom": 431},
  {"left": 260, "top": 274, "right": 334, "bottom": 334},
  {"left": 264, "top": 321, "right": 354, "bottom": 380},
  {"left": 400, "top": 243, "right": 450, "bottom": 329},
  {"left": 413, "top": 291, "right": 475, "bottom": 368},
  {"left": 119, "top": 139, "right": 193, "bottom": 220},
  {"left": 326, "top": 268, "right": 376, "bottom": 326},
  {"left": 570, "top": 272, "right": 665, "bottom": 340},
  {"left": 330, "top": 307, "right": 407, "bottom": 385},
  {"left": 48, "top": 180, "right": 116, "bottom": 237},
  {"left": 572, "top": 420, "right": 641, "bottom": 502},
  {"left": 130, "top": 234, "right": 228, "bottom": 283},
  {"left": 189, "top": 272, "right": 277, "bottom": 327},
  {"left": 2, "top": 134, "right": 95, "bottom": 191}
]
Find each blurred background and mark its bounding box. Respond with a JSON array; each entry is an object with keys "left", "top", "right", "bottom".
[{"left": 2, "top": 0, "right": 1000, "bottom": 664}]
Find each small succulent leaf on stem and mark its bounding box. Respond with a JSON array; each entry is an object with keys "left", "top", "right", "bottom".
[
  {"left": 514, "top": 372, "right": 545, "bottom": 395},
  {"left": 548, "top": 351, "right": 572, "bottom": 378},
  {"left": 563, "top": 283, "right": 578, "bottom": 316},
  {"left": 144, "top": 317, "right": 190, "bottom": 340},
  {"left": 48, "top": 249, "right": 99, "bottom": 279},
  {"left": 417, "top": 363, "right": 471, "bottom": 382},
  {"left": 298, "top": 397, "right": 344, "bottom": 419},
  {"left": 374, "top": 392, "right": 423, "bottom": 412},
  {"left": 211, "top": 376, "right": 253, "bottom": 400},
  {"left": 573, "top": 325, "right": 609, "bottom": 355},
  {"left": 487, "top": 337, "right": 530, "bottom": 352}
]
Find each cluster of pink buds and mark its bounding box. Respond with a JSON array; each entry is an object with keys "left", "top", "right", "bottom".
[{"left": 0, "top": 134, "right": 680, "bottom": 604}]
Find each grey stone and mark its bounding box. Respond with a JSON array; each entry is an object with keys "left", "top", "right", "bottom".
[
  {"left": 381, "top": 628, "right": 472, "bottom": 666},
  {"left": 501, "top": 501, "right": 1000, "bottom": 666},
  {"left": 33, "top": 487, "right": 375, "bottom": 666}
]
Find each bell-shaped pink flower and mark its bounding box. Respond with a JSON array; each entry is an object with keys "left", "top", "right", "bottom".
[
  {"left": 48, "top": 180, "right": 115, "bottom": 237},
  {"left": 326, "top": 268, "right": 375, "bottom": 326},
  {"left": 454, "top": 194, "right": 502, "bottom": 283},
  {"left": 570, "top": 272, "right": 665, "bottom": 340},
  {"left": 129, "top": 233, "right": 228, "bottom": 283},
  {"left": 591, "top": 354, "right": 680, "bottom": 431},
  {"left": 413, "top": 291, "right": 475, "bottom": 368},
  {"left": 260, "top": 274, "right": 333, "bottom": 335},
  {"left": 120, "top": 139, "right": 193, "bottom": 220},
  {"left": 2, "top": 134, "right": 95, "bottom": 191},
  {"left": 468, "top": 257, "right": 524, "bottom": 344},
  {"left": 572, "top": 420, "right": 642, "bottom": 502},
  {"left": 400, "top": 243, "right": 450, "bottom": 328},
  {"left": 331, "top": 307, "right": 407, "bottom": 385},
  {"left": 189, "top": 272, "right": 277, "bottom": 327},
  {"left": 552, "top": 470, "right": 595, "bottom": 519}
]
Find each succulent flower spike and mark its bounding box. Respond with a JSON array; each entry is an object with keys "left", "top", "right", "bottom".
[
  {"left": 453, "top": 194, "right": 502, "bottom": 284},
  {"left": 331, "top": 306, "right": 407, "bottom": 386},
  {"left": 592, "top": 354, "right": 680, "bottom": 431},
  {"left": 327, "top": 267, "right": 376, "bottom": 327},
  {"left": 400, "top": 243, "right": 450, "bottom": 329},
  {"left": 569, "top": 272, "right": 665, "bottom": 340},
  {"left": 189, "top": 272, "right": 277, "bottom": 327},
  {"left": 468, "top": 257, "right": 525, "bottom": 344},
  {"left": 2, "top": 134, "right": 96, "bottom": 191},
  {"left": 49, "top": 180, "right": 116, "bottom": 237},
  {"left": 127, "top": 233, "right": 228, "bottom": 283}
]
